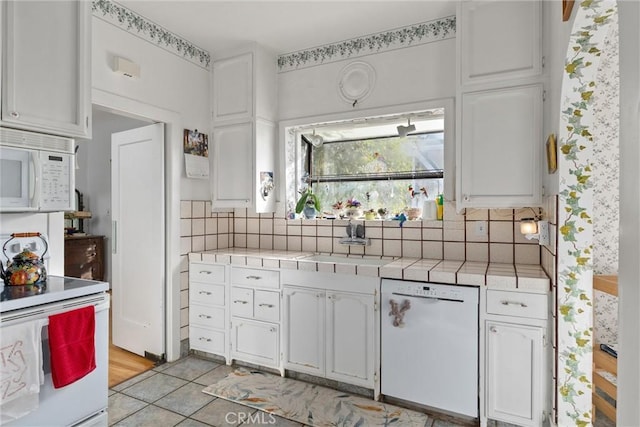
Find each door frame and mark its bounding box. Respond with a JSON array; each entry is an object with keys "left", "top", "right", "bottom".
[{"left": 92, "top": 87, "right": 182, "bottom": 362}]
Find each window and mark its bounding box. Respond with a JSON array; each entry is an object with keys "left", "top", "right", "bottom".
[
  {"left": 282, "top": 101, "right": 453, "bottom": 219},
  {"left": 295, "top": 111, "right": 445, "bottom": 216}
]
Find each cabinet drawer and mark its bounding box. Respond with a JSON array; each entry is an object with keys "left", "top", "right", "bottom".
[
  {"left": 191, "top": 282, "right": 225, "bottom": 306},
  {"left": 486, "top": 290, "right": 548, "bottom": 320},
  {"left": 232, "top": 267, "right": 279, "bottom": 289},
  {"left": 231, "top": 287, "right": 254, "bottom": 317},
  {"left": 254, "top": 290, "right": 280, "bottom": 322},
  {"left": 189, "top": 304, "right": 225, "bottom": 329},
  {"left": 190, "top": 326, "right": 225, "bottom": 355},
  {"left": 191, "top": 263, "right": 225, "bottom": 283}
]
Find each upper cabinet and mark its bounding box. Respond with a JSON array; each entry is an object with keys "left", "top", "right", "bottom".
[
  {"left": 1, "top": 0, "right": 91, "bottom": 138},
  {"left": 458, "top": 0, "right": 543, "bottom": 86},
  {"left": 456, "top": 0, "right": 544, "bottom": 210},
  {"left": 210, "top": 45, "right": 277, "bottom": 213}
]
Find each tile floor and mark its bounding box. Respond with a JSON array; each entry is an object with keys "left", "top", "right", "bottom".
[
  {"left": 109, "top": 355, "right": 478, "bottom": 427},
  {"left": 109, "top": 354, "right": 617, "bottom": 427}
]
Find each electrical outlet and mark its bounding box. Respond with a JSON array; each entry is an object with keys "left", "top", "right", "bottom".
[{"left": 475, "top": 221, "right": 487, "bottom": 236}]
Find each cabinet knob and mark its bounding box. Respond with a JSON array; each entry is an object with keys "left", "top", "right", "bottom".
[
  {"left": 463, "top": 194, "right": 470, "bottom": 201},
  {"left": 490, "top": 326, "right": 498, "bottom": 333},
  {"left": 269, "top": 327, "right": 276, "bottom": 333},
  {"left": 10, "top": 111, "right": 19, "bottom": 118}
]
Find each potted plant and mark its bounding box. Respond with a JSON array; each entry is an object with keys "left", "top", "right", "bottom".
[
  {"left": 332, "top": 201, "right": 344, "bottom": 218},
  {"left": 295, "top": 188, "right": 321, "bottom": 219},
  {"left": 344, "top": 198, "right": 363, "bottom": 218},
  {"left": 364, "top": 209, "right": 376, "bottom": 220}
]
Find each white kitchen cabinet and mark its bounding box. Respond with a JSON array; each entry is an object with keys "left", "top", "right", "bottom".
[
  {"left": 188, "top": 262, "right": 229, "bottom": 363},
  {"left": 325, "top": 291, "right": 375, "bottom": 387},
  {"left": 231, "top": 319, "right": 279, "bottom": 368},
  {"left": 213, "top": 53, "right": 253, "bottom": 122},
  {"left": 1, "top": 0, "right": 91, "bottom": 137},
  {"left": 457, "top": 84, "right": 543, "bottom": 209},
  {"left": 211, "top": 44, "right": 277, "bottom": 213},
  {"left": 458, "top": 0, "right": 543, "bottom": 86},
  {"left": 483, "top": 290, "right": 550, "bottom": 427},
  {"left": 486, "top": 322, "right": 544, "bottom": 427},
  {"left": 283, "top": 280, "right": 377, "bottom": 389},
  {"left": 229, "top": 266, "right": 282, "bottom": 371},
  {"left": 283, "top": 286, "right": 325, "bottom": 376}
]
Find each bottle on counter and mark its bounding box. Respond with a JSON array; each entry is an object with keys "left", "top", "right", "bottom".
[{"left": 436, "top": 194, "right": 444, "bottom": 220}]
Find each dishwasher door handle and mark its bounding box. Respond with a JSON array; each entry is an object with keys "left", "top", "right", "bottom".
[{"left": 391, "top": 292, "right": 464, "bottom": 303}]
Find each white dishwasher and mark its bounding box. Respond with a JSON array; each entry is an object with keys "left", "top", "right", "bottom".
[{"left": 381, "top": 279, "right": 479, "bottom": 418}]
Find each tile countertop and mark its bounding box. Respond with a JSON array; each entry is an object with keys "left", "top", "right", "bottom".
[{"left": 188, "top": 248, "right": 551, "bottom": 293}]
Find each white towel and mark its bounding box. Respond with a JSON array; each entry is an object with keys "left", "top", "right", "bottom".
[{"left": 0, "top": 318, "right": 47, "bottom": 424}]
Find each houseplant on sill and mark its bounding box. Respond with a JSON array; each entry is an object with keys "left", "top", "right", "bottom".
[
  {"left": 295, "top": 188, "right": 321, "bottom": 219},
  {"left": 344, "top": 198, "right": 363, "bottom": 219}
]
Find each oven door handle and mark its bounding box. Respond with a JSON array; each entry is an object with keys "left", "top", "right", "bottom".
[{"left": 391, "top": 292, "right": 464, "bottom": 303}]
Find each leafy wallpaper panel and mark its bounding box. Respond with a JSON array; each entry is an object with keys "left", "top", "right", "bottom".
[{"left": 557, "top": 1, "right": 617, "bottom": 425}]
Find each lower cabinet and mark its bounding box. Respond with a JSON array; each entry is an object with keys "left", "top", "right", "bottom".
[
  {"left": 283, "top": 285, "right": 376, "bottom": 388},
  {"left": 188, "top": 262, "right": 229, "bottom": 362},
  {"left": 231, "top": 318, "right": 279, "bottom": 367},
  {"left": 486, "top": 322, "right": 544, "bottom": 426},
  {"left": 484, "top": 290, "right": 549, "bottom": 427},
  {"left": 229, "top": 267, "right": 281, "bottom": 370}
]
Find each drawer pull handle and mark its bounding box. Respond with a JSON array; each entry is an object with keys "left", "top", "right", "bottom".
[
  {"left": 258, "top": 303, "right": 274, "bottom": 308},
  {"left": 200, "top": 270, "right": 212, "bottom": 274},
  {"left": 234, "top": 300, "right": 249, "bottom": 304},
  {"left": 198, "top": 314, "right": 212, "bottom": 319},
  {"left": 198, "top": 337, "right": 212, "bottom": 342},
  {"left": 501, "top": 300, "right": 528, "bottom": 308},
  {"left": 199, "top": 291, "right": 212, "bottom": 296},
  {"left": 246, "top": 275, "right": 262, "bottom": 280}
]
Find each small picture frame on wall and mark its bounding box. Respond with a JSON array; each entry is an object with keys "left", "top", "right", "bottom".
[{"left": 546, "top": 134, "right": 558, "bottom": 174}]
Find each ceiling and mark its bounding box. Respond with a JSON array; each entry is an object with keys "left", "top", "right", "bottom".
[{"left": 117, "top": 1, "right": 457, "bottom": 56}]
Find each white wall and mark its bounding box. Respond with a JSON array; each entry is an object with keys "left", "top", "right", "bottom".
[
  {"left": 617, "top": 0, "right": 640, "bottom": 423},
  {"left": 92, "top": 17, "right": 211, "bottom": 201},
  {"left": 278, "top": 39, "right": 456, "bottom": 121}
]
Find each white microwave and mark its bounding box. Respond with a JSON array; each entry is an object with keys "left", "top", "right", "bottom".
[{"left": 0, "top": 127, "right": 75, "bottom": 212}]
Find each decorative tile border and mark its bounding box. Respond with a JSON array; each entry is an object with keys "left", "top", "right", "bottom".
[
  {"left": 556, "top": 1, "right": 616, "bottom": 425},
  {"left": 277, "top": 16, "right": 456, "bottom": 72},
  {"left": 92, "top": 0, "right": 211, "bottom": 69}
]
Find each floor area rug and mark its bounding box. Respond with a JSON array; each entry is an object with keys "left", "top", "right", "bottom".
[{"left": 202, "top": 368, "right": 430, "bottom": 426}]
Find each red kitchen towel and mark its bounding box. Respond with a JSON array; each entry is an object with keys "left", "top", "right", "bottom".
[{"left": 47, "top": 306, "right": 96, "bottom": 388}]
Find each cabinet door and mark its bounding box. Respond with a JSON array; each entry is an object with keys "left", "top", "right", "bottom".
[
  {"left": 283, "top": 286, "right": 324, "bottom": 376},
  {"left": 486, "top": 321, "right": 544, "bottom": 427},
  {"left": 211, "top": 121, "right": 253, "bottom": 208},
  {"left": 212, "top": 52, "right": 253, "bottom": 122},
  {"left": 458, "top": 84, "right": 543, "bottom": 209},
  {"left": 231, "top": 318, "right": 279, "bottom": 367},
  {"left": 459, "top": 0, "right": 542, "bottom": 85},
  {"left": 325, "top": 291, "right": 375, "bottom": 387},
  {"left": 1, "top": 0, "right": 90, "bottom": 137}
]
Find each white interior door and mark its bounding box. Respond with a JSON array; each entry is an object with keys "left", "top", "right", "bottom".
[{"left": 111, "top": 123, "right": 165, "bottom": 358}]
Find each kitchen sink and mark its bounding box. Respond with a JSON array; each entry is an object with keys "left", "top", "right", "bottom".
[{"left": 300, "top": 254, "right": 393, "bottom": 267}]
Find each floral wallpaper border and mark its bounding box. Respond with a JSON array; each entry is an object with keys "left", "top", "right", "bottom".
[
  {"left": 277, "top": 16, "right": 456, "bottom": 72},
  {"left": 557, "top": 0, "right": 617, "bottom": 425},
  {"left": 92, "top": 0, "right": 211, "bottom": 69}
]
